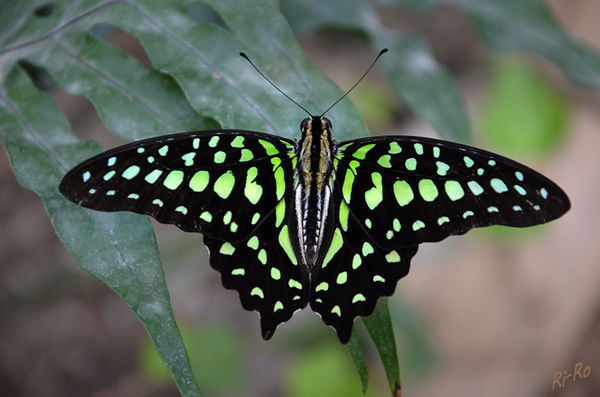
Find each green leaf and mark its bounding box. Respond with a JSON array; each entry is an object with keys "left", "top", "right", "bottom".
[
  {"left": 395, "top": 0, "right": 600, "bottom": 88},
  {"left": 346, "top": 331, "right": 369, "bottom": 393},
  {"left": 373, "top": 31, "right": 471, "bottom": 143},
  {"left": 0, "top": 65, "right": 201, "bottom": 396},
  {"left": 362, "top": 298, "right": 401, "bottom": 394},
  {"left": 282, "top": 0, "right": 472, "bottom": 143}
]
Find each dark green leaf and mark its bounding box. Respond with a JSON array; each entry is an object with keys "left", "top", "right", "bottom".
[
  {"left": 362, "top": 298, "right": 401, "bottom": 393},
  {"left": 0, "top": 65, "right": 201, "bottom": 396},
  {"left": 394, "top": 0, "right": 600, "bottom": 88},
  {"left": 346, "top": 331, "right": 369, "bottom": 393}
]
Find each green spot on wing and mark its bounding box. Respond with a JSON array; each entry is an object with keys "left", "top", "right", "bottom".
[
  {"left": 240, "top": 149, "right": 254, "bottom": 161},
  {"left": 322, "top": 228, "right": 343, "bottom": 268},
  {"left": 463, "top": 156, "right": 474, "bottom": 167},
  {"left": 385, "top": 250, "right": 401, "bottom": 263},
  {"left": 412, "top": 220, "right": 425, "bottom": 231},
  {"left": 103, "top": 170, "right": 116, "bottom": 181},
  {"left": 270, "top": 267, "right": 280, "bottom": 280},
  {"left": 389, "top": 142, "right": 402, "bottom": 154},
  {"left": 490, "top": 178, "right": 508, "bottom": 193},
  {"left": 251, "top": 287, "right": 264, "bottom": 299},
  {"left": 122, "top": 165, "right": 140, "bottom": 180},
  {"left": 163, "top": 170, "right": 184, "bottom": 190},
  {"left": 414, "top": 143, "right": 424, "bottom": 155},
  {"left": 393, "top": 180, "right": 414, "bottom": 206},
  {"left": 364, "top": 172, "right": 384, "bottom": 209},
  {"left": 288, "top": 279, "right": 303, "bottom": 290},
  {"left": 377, "top": 154, "right": 392, "bottom": 168},
  {"left": 467, "top": 180, "right": 484, "bottom": 196},
  {"left": 244, "top": 167, "right": 263, "bottom": 204},
  {"left": 146, "top": 170, "right": 164, "bottom": 187},
  {"left": 230, "top": 136, "right": 245, "bottom": 148},
  {"left": 214, "top": 171, "right": 235, "bottom": 199},
  {"left": 435, "top": 161, "right": 450, "bottom": 176},
  {"left": 339, "top": 201, "right": 350, "bottom": 232},
  {"left": 352, "top": 254, "right": 362, "bottom": 269},
  {"left": 352, "top": 143, "right": 375, "bottom": 160},
  {"left": 214, "top": 151, "right": 226, "bottom": 163},
  {"left": 259, "top": 139, "right": 279, "bottom": 156},
  {"left": 189, "top": 170, "right": 210, "bottom": 192},
  {"left": 437, "top": 216, "right": 450, "bottom": 225},
  {"left": 352, "top": 293, "right": 366, "bottom": 303},
  {"left": 231, "top": 268, "right": 245, "bottom": 276},
  {"left": 219, "top": 242, "right": 235, "bottom": 255},
  {"left": 257, "top": 248, "right": 267, "bottom": 264},
  {"left": 444, "top": 180, "right": 464, "bottom": 201},
  {"left": 336, "top": 271, "right": 348, "bottom": 284},
  {"left": 514, "top": 184, "right": 527, "bottom": 195},
  {"left": 362, "top": 242, "right": 374, "bottom": 256},
  {"left": 200, "top": 211, "right": 212, "bottom": 222},
  {"left": 418, "top": 179, "right": 438, "bottom": 202},
  {"left": 181, "top": 152, "right": 196, "bottom": 166},
  {"left": 342, "top": 168, "right": 355, "bottom": 203},
  {"left": 158, "top": 145, "right": 169, "bottom": 156},
  {"left": 208, "top": 136, "right": 219, "bottom": 148},
  {"left": 222, "top": 211, "right": 232, "bottom": 225},
  {"left": 247, "top": 236, "right": 259, "bottom": 250},
  {"left": 275, "top": 200, "right": 285, "bottom": 227},
  {"left": 278, "top": 225, "right": 298, "bottom": 265}
]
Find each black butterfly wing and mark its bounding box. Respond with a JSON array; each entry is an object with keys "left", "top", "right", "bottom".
[
  {"left": 310, "top": 135, "right": 569, "bottom": 343},
  {"left": 59, "top": 130, "right": 308, "bottom": 339}
]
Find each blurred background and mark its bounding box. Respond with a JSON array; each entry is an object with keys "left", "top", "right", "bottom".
[{"left": 1, "top": 0, "right": 599, "bottom": 396}]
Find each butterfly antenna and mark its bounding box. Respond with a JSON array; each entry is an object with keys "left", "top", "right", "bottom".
[
  {"left": 240, "top": 52, "right": 312, "bottom": 117},
  {"left": 320, "top": 48, "right": 388, "bottom": 117}
]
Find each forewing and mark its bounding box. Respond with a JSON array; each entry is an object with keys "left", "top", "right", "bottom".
[
  {"left": 59, "top": 130, "right": 308, "bottom": 339},
  {"left": 334, "top": 135, "right": 570, "bottom": 249}
]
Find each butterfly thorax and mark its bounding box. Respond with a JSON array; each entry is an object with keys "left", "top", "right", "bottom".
[{"left": 293, "top": 116, "right": 335, "bottom": 269}]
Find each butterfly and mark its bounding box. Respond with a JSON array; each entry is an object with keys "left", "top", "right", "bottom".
[{"left": 59, "top": 49, "right": 570, "bottom": 343}]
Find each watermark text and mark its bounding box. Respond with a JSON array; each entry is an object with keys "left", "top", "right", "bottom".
[{"left": 552, "top": 362, "right": 591, "bottom": 390}]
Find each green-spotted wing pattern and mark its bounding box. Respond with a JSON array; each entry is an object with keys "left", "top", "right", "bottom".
[{"left": 59, "top": 117, "right": 569, "bottom": 343}]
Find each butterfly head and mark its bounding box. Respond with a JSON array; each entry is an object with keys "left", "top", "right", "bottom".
[{"left": 301, "top": 116, "right": 332, "bottom": 140}]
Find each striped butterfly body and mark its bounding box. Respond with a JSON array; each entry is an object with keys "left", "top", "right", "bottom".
[{"left": 59, "top": 114, "right": 569, "bottom": 343}]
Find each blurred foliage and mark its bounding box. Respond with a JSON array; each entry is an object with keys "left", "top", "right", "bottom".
[
  {"left": 285, "top": 342, "right": 382, "bottom": 397},
  {"left": 481, "top": 57, "right": 569, "bottom": 157},
  {"left": 138, "top": 325, "right": 244, "bottom": 393},
  {"left": 350, "top": 84, "right": 396, "bottom": 132}
]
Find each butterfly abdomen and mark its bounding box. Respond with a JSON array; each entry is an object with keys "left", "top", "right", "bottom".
[{"left": 292, "top": 116, "right": 336, "bottom": 268}]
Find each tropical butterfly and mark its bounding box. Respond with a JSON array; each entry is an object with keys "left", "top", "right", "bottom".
[{"left": 59, "top": 49, "right": 570, "bottom": 343}]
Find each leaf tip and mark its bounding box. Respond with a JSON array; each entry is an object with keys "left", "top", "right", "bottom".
[{"left": 394, "top": 380, "right": 402, "bottom": 397}]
